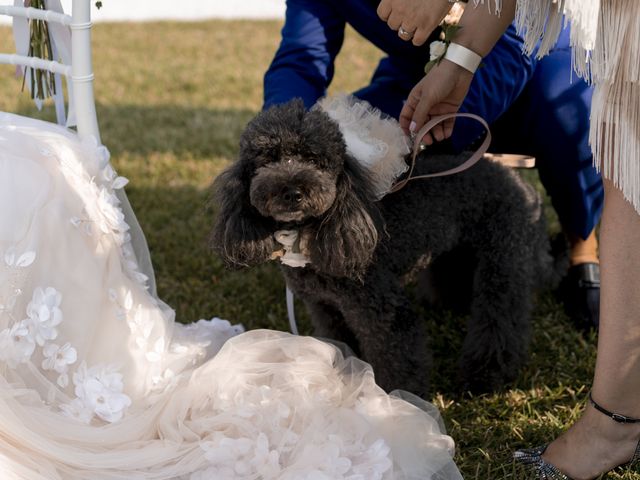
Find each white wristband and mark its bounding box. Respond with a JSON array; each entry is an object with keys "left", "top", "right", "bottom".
[{"left": 444, "top": 43, "right": 482, "bottom": 74}]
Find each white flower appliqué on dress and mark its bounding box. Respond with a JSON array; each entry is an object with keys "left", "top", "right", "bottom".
[
  {"left": 0, "top": 248, "right": 35, "bottom": 315},
  {"left": 0, "top": 320, "right": 36, "bottom": 367},
  {"left": 26, "top": 287, "right": 63, "bottom": 346},
  {"left": 42, "top": 342, "right": 78, "bottom": 388},
  {"left": 63, "top": 362, "right": 132, "bottom": 423}
]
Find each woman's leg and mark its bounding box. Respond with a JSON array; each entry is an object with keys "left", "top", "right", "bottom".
[{"left": 542, "top": 178, "right": 640, "bottom": 479}]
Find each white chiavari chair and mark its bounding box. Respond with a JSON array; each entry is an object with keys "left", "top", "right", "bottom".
[
  {"left": 0, "top": 0, "right": 157, "bottom": 292},
  {"left": 0, "top": 0, "right": 99, "bottom": 141}
]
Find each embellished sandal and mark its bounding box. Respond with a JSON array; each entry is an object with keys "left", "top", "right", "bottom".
[{"left": 514, "top": 393, "right": 640, "bottom": 479}]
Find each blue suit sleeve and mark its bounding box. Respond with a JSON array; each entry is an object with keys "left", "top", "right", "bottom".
[
  {"left": 263, "top": 0, "right": 346, "bottom": 110},
  {"left": 452, "top": 24, "right": 537, "bottom": 149}
]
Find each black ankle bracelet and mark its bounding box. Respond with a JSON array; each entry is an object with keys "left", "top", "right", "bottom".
[{"left": 589, "top": 392, "right": 640, "bottom": 423}]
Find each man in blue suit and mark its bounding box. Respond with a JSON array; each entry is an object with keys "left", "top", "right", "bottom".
[{"left": 263, "top": 0, "right": 603, "bottom": 330}]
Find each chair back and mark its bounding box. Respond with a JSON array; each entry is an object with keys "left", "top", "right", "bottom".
[{"left": 0, "top": 0, "right": 100, "bottom": 141}]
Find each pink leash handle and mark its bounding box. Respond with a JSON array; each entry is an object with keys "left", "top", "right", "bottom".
[{"left": 389, "top": 112, "right": 492, "bottom": 193}]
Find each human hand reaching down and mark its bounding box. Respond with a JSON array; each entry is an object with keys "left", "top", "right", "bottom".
[
  {"left": 395, "top": 0, "right": 517, "bottom": 145},
  {"left": 399, "top": 60, "right": 474, "bottom": 146}
]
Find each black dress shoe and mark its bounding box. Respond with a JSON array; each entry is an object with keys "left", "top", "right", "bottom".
[{"left": 558, "top": 262, "right": 600, "bottom": 331}]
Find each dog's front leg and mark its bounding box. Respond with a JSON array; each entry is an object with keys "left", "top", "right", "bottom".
[
  {"left": 303, "top": 299, "right": 360, "bottom": 353},
  {"left": 341, "top": 272, "right": 433, "bottom": 398}
]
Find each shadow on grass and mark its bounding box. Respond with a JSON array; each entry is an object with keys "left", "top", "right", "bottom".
[
  {"left": 125, "top": 155, "right": 590, "bottom": 392},
  {"left": 17, "top": 103, "right": 596, "bottom": 396},
  {"left": 126, "top": 183, "right": 311, "bottom": 334},
  {"left": 131, "top": 177, "right": 591, "bottom": 400},
  {"left": 15, "top": 103, "right": 256, "bottom": 159},
  {"left": 126, "top": 180, "right": 485, "bottom": 396}
]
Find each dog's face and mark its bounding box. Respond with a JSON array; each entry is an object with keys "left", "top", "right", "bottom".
[
  {"left": 211, "top": 99, "right": 382, "bottom": 280},
  {"left": 247, "top": 136, "right": 339, "bottom": 224}
]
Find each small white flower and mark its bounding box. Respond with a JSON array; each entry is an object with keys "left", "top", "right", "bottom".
[
  {"left": 111, "top": 176, "right": 129, "bottom": 190},
  {"left": 250, "top": 433, "right": 281, "bottom": 477},
  {"left": 94, "top": 187, "right": 129, "bottom": 234},
  {"left": 145, "top": 337, "right": 165, "bottom": 362},
  {"left": 430, "top": 40, "right": 447, "bottom": 61},
  {"left": 57, "top": 373, "right": 69, "bottom": 388},
  {"left": 102, "top": 164, "right": 117, "bottom": 182},
  {"left": 0, "top": 321, "right": 36, "bottom": 367},
  {"left": 202, "top": 437, "right": 253, "bottom": 464},
  {"left": 60, "top": 397, "right": 94, "bottom": 424},
  {"left": 351, "top": 439, "right": 393, "bottom": 479},
  {"left": 42, "top": 342, "right": 77, "bottom": 374},
  {"left": 72, "top": 362, "right": 132, "bottom": 423},
  {"left": 26, "top": 287, "right": 63, "bottom": 346}
]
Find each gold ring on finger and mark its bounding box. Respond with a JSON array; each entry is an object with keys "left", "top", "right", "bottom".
[{"left": 398, "top": 27, "right": 414, "bottom": 39}]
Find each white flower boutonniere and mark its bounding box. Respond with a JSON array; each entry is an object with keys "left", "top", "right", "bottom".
[
  {"left": 423, "top": 2, "right": 464, "bottom": 75},
  {"left": 429, "top": 41, "right": 447, "bottom": 61}
]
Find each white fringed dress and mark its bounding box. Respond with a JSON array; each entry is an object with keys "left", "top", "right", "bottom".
[{"left": 512, "top": 0, "right": 640, "bottom": 211}]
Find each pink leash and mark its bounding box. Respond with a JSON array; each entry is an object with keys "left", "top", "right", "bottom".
[{"left": 389, "top": 112, "right": 492, "bottom": 194}]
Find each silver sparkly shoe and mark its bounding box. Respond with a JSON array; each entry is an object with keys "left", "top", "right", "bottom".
[
  {"left": 514, "top": 393, "right": 640, "bottom": 480},
  {"left": 514, "top": 445, "right": 571, "bottom": 479}
]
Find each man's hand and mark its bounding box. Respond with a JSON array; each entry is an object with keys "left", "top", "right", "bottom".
[
  {"left": 399, "top": 59, "right": 474, "bottom": 145},
  {"left": 376, "top": 0, "right": 452, "bottom": 46}
]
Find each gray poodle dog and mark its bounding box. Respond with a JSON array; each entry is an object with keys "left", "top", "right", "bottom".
[{"left": 211, "top": 99, "right": 553, "bottom": 396}]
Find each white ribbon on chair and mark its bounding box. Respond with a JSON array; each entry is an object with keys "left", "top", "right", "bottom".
[{"left": 11, "top": 0, "right": 76, "bottom": 127}]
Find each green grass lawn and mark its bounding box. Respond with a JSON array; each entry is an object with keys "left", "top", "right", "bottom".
[{"left": 0, "top": 20, "right": 634, "bottom": 479}]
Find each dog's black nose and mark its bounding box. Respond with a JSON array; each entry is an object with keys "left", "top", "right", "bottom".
[{"left": 282, "top": 187, "right": 303, "bottom": 204}]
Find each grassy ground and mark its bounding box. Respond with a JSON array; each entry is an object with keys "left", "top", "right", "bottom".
[{"left": 0, "top": 20, "right": 635, "bottom": 479}]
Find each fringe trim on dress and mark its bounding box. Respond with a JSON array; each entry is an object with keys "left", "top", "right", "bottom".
[
  {"left": 509, "top": 0, "right": 599, "bottom": 79},
  {"left": 485, "top": 0, "right": 640, "bottom": 212},
  {"left": 589, "top": 0, "right": 640, "bottom": 211}
]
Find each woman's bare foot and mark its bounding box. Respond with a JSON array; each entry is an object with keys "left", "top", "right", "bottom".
[{"left": 542, "top": 404, "right": 640, "bottom": 480}]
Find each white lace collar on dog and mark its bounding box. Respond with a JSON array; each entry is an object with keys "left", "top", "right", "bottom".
[{"left": 272, "top": 230, "right": 310, "bottom": 268}]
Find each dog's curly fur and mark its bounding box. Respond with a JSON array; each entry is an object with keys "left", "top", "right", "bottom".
[{"left": 211, "top": 100, "right": 553, "bottom": 395}]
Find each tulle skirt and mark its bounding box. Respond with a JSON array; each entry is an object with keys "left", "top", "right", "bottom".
[{"left": 0, "top": 112, "right": 461, "bottom": 480}]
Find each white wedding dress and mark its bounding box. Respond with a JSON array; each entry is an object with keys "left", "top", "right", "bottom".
[{"left": 0, "top": 111, "right": 461, "bottom": 480}]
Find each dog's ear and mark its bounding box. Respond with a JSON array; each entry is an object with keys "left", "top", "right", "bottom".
[
  {"left": 210, "top": 161, "right": 277, "bottom": 268},
  {"left": 310, "top": 154, "right": 382, "bottom": 280}
]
